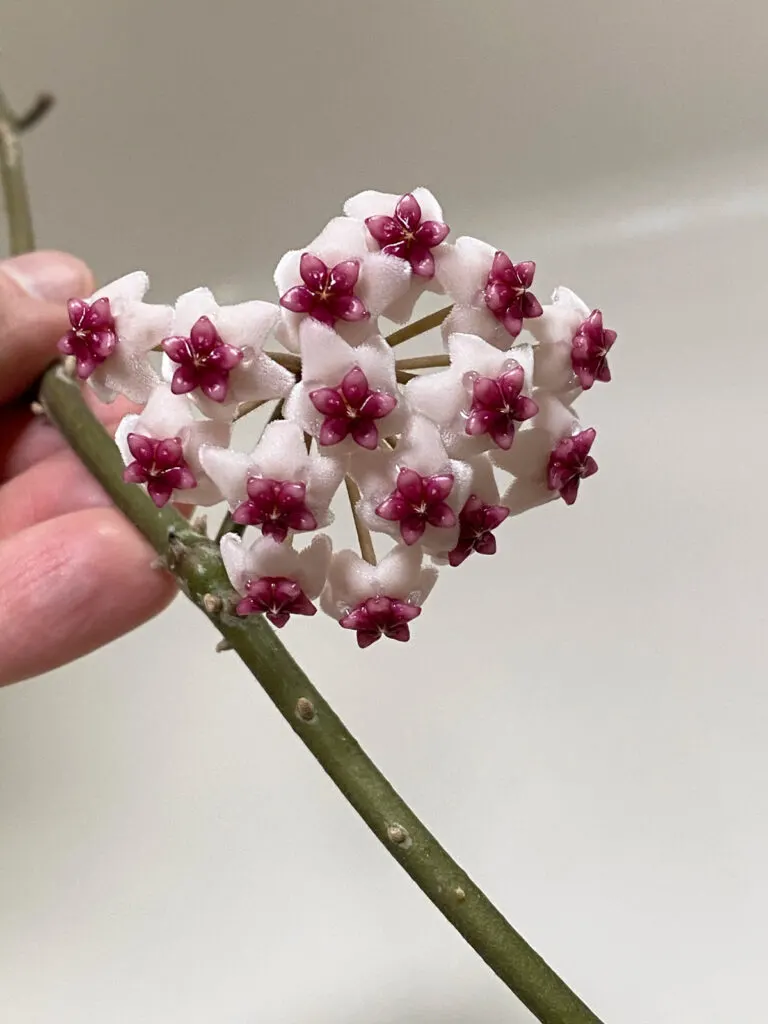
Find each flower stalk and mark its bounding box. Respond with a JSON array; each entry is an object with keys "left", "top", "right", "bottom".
[{"left": 3, "top": 79, "right": 606, "bottom": 1024}]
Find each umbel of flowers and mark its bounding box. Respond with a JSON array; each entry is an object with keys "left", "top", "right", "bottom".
[{"left": 59, "top": 188, "right": 617, "bottom": 649}]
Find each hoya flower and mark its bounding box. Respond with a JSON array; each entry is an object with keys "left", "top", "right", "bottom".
[
  {"left": 405, "top": 332, "right": 537, "bottom": 456},
  {"left": 115, "top": 385, "right": 229, "bottom": 507},
  {"left": 321, "top": 545, "right": 437, "bottom": 648},
  {"left": 221, "top": 533, "right": 332, "bottom": 627},
  {"left": 275, "top": 217, "right": 411, "bottom": 350},
  {"left": 344, "top": 188, "right": 450, "bottom": 279},
  {"left": 437, "top": 237, "right": 543, "bottom": 348},
  {"left": 283, "top": 319, "right": 404, "bottom": 452},
  {"left": 492, "top": 391, "right": 598, "bottom": 513},
  {"left": 351, "top": 416, "right": 472, "bottom": 553},
  {"left": 529, "top": 287, "right": 617, "bottom": 394},
  {"left": 432, "top": 456, "right": 510, "bottom": 568},
  {"left": 57, "top": 271, "right": 172, "bottom": 403},
  {"left": 200, "top": 420, "right": 344, "bottom": 542},
  {"left": 160, "top": 288, "right": 293, "bottom": 420}
]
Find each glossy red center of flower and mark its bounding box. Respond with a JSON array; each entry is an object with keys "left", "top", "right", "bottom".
[
  {"left": 280, "top": 254, "right": 369, "bottom": 328},
  {"left": 465, "top": 365, "right": 539, "bottom": 449},
  {"left": 162, "top": 316, "right": 244, "bottom": 402},
  {"left": 448, "top": 495, "right": 510, "bottom": 567},
  {"left": 375, "top": 468, "right": 456, "bottom": 546},
  {"left": 571, "top": 310, "right": 617, "bottom": 390},
  {"left": 547, "top": 428, "right": 598, "bottom": 505},
  {"left": 364, "top": 193, "right": 450, "bottom": 279},
  {"left": 232, "top": 477, "right": 318, "bottom": 543},
  {"left": 235, "top": 576, "right": 317, "bottom": 628},
  {"left": 339, "top": 596, "right": 421, "bottom": 648},
  {"left": 122, "top": 433, "right": 197, "bottom": 508},
  {"left": 57, "top": 297, "right": 117, "bottom": 380},
  {"left": 483, "top": 252, "right": 543, "bottom": 338},
  {"left": 309, "top": 365, "right": 397, "bottom": 450}
]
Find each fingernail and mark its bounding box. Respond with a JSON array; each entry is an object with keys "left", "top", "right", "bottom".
[{"left": 0, "top": 250, "right": 94, "bottom": 303}]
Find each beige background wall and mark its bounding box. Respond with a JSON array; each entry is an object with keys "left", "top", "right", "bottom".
[{"left": 2, "top": 2, "right": 768, "bottom": 1021}]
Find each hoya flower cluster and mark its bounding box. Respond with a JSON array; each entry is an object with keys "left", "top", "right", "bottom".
[{"left": 58, "top": 189, "right": 616, "bottom": 648}]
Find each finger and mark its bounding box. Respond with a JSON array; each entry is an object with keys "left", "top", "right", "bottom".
[
  {"left": 0, "top": 392, "right": 138, "bottom": 481},
  {"left": 0, "top": 449, "right": 111, "bottom": 540},
  {"left": 0, "top": 251, "right": 93, "bottom": 402},
  {"left": 0, "top": 508, "right": 178, "bottom": 686}
]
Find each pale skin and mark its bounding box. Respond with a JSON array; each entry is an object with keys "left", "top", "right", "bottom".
[{"left": 0, "top": 250, "right": 176, "bottom": 685}]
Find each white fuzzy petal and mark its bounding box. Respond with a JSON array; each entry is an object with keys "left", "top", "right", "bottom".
[
  {"left": 435, "top": 236, "right": 494, "bottom": 305},
  {"left": 344, "top": 187, "right": 444, "bottom": 226},
  {"left": 274, "top": 249, "right": 302, "bottom": 299},
  {"left": 375, "top": 544, "right": 427, "bottom": 598},
  {"left": 359, "top": 252, "right": 411, "bottom": 320},
  {"left": 296, "top": 534, "right": 333, "bottom": 597},
  {"left": 465, "top": 455, "right": 502, "bottom": 505},
  {"left": 440, "top": 304, "right": 512, "bottom": 350},
  {"left": 198, "top": 446, "right": 253, "bottom": 506},
  {"left": 492, "top": 391, "right": 578, "bottom": 481},
  {"left": 172, "top": 288, "right": 219, "bottom": 335},
  {"left": 404, "top": 369, "right": 464, "bottom": 428},
  {"left": 232, "top": 352, "right": 295, "bottom": 403},
  {"left": 217, "top": 300, "right": 280, "bottom": 352},
  {"left": 298, "top": 320, "right": 357, "bottom": 382},
  {"left": 395, "top": 415, "right": 453, "bottom": 475},
  {"left": 500, "top": 478, "right": 557, "bottom": 517},
  {"left": 527, "top": 286, "right": 590, "bottom": 346},
  {"left": 249, "top": 421, "right": 309, "bottom": 480},
  {"left": 343, "top": 189, "right": 403, "bottom": 223},
  {"left": 90, "top": 270, "right": 149, "bottom": 309},
  {"left": 221, "top": 535, "right": 329, "bottom": 596},
  {"left": 220, "top": 533, "right": 251, "bottom": 594},
  {"left": 310, "top": 216, "right": 369, "bottom": 262},
  {"left": 115, "top": 413, "right": 141, "bottom": 465},
  {"left": 533, "top": 339, "right": 578, "bottom": 392},
  {"left": 137, "top": 386, "right": 197, "bottom": 437},
  {"left": 89, "top": 348, "right": 161, "bottom": 405},
  {"left": 322, "top": 549, "right": 378, "bottom": 615},
  {"left": 121, "top": 302, "right": 174, "bottom": 353}
]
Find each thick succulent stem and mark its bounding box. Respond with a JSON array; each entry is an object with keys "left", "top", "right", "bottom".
[
  {"left": 38, "top": 366, "right": 604, "bottom": 1024},
  {"left": 8, "top": 78, "right": 605, "bottom": 1023}
]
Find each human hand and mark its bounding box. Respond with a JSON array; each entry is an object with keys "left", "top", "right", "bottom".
[{"left": 0, "top": 251, "right": 177, "bottom": 685}]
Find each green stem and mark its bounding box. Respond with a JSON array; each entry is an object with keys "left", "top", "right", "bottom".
[
  {"left": 385, "top": 305, "right": 452, "bottom": 347},
  {"left": 395, "top": 353, "right": 451, "bottom": 371},
  {"left": 0, "top": 85, "right": 37, "bottom": 254},
  {"left": 38, "top": 368, "right": 604, "bottom": 1024}
]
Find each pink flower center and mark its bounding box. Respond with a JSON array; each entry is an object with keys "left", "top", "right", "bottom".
[
  {"left": 309, "top": 365, "right": 397, "bottom": 450},
  {"left": 57, "top": 297, "right": 117, "bottom": 380},
  {"left": 547, "top": 428, "right": 598, "bottom": 505},
  {"left": 339, "top": 596, "right": 421, "bottom": 648},
  {"left": 375, "top": 467, "right": 457, "bottom": 546},
  {"left": 464, "top": 364, "right": 539, "bottom": 449},
  {"left": 364, "top": 193, "right": 450, "bottom": 279},
  {"left": 279, "top": 253, "right": 369, "bottom": 328},
  {"left": 162, "top": 316, "right": 244, "bottom": 403},
  {"left": 571, "top": 310, "right": 617, "bottom": 390},
  {"left": 448, "top": 495, "right": 510, "bottom": 567},
  {"left": 232, "top": 477, "right": 318, "bottom": 543},
  {"left": 483, "top": 252, "right": 543, "bottom": 338},
  {"left": 122, "top": 433, "right": 197, "bottom": 508},
  {"left": 235, "top": 576, "right": 317, "bottom": 628}
]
